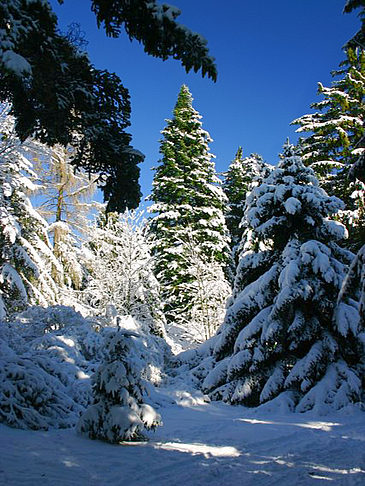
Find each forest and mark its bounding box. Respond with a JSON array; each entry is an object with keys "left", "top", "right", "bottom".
[{"left": 0, "top": 1, "right": 364, "bottom": 485}]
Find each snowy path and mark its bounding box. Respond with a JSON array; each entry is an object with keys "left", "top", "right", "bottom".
[{"left": 1, "top": 392, "right": 364, "bottom": 486}]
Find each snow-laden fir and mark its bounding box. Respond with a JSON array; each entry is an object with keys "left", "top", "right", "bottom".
[
  {"left": 201, "top": 142, "right": 363, "bottom": 413},
  {"left": 222, "top": 147, "right": 272, "bottom": 275},
  {"left": 77, "top": 329, "right": 162, "bottom": 443},
  {"left": 292, "top": 47, "right": 365, "bottom": 250}
]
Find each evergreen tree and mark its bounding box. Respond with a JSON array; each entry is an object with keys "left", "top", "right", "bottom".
[
  {"left": 203, "top": 142, "right": 363, "bottom": 413},
  {"left": 292, "top": 48, "right": 365, "bottom": 249},
  {"left": 335, "top": 242, "right": 365, "bottom": 331},
  {"left": 344, "top": 1, "right": 365, "bottom": 49},
  {"left": 83, "top": 210, "right": 166, "bottom": 337},
  {"left": 0, "top": 0, "right": 143, "bottom": 212},
  {"left": 77, "top": 329, "right": 161, "bottom": 443},
  {"left": 223, "top": 147, "right": 271, "bottom": 271},
  {"left": 149, "top": 85, "right": 230, "bottom": 343},
  {"left": 0, "top": 107, "right": 58, "bottom": 317}
]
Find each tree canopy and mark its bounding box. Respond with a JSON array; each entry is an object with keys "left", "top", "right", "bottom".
[{"left": 0, "top": 1, "right": 217, "bottom": 212}]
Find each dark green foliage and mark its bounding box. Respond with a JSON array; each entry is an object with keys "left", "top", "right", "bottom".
[
  {"left": 344, "top": 0, "right": 365, "bottom": 49},
  {"left": 90, "top": 0, "right": 217, "bottom": 81},
  {"left": 223, "top": 148, "right": 271, "bottom": 271},
  {"left": 1, "top": 0, "right": 216, "bottom": 212}
]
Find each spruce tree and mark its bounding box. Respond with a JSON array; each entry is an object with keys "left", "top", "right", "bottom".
[
  {"left": 149, "top": 85, "right": 230, "bottom": 345},
  {"left": 77, "top": 329, "right": 161, "bottom": 443},
  {"left": 203, "top": 142, "right": 363, "bottom": 413},
  {"left": 292, "top": 47, "right": 365, "bottom": 249},
  {"left": 223, "top": 148, "right": 271, "bottom": 272}
]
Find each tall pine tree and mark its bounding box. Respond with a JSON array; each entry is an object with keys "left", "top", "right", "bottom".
[
  {"left": 203, "top": 142, "right": 363, "bottom": 413},
  {"left": 149, "top": 85, "right": 230, "bottom": 347},
  {"left": 292, "top": 47, "right": 365, "bottom": 249},
  {"left": 223, "top": 147, "right": 271, "bottom": 273}
]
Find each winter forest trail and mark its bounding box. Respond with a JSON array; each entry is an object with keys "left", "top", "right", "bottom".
[{"left": 1, "top": 382, "right": 364, "bottom": 486}]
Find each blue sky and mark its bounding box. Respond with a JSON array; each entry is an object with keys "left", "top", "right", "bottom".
[{"left": 50, "top": 1, "right": 359, "bottom": 202}]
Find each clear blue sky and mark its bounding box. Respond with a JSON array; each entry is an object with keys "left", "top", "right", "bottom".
[{"left": 50, "top": 0, "right": 359, "bottom": 202}]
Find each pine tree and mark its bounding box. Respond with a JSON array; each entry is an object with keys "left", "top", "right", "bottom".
[
  {"left": 77, "top": 329, "right": 161, "bottom": 443},
  {"left": 149, "top": 85, "right": 230, "bottom": 343},
  {"left": 335, "top": 243, "right": 365, "bottom": 331},
  {"left": 0, "top": 107, "right": 59, "bottom": 318},
  {"left": 83, "top": 210, "right": 166, "bottom": 337},
  {"left": 292, "top": 47, "right": 365, "bottom": 249},
  {"left": 344, "top": 1, "right": 365, "bottom": 49},
  {"left": 203, "top": 142, "right": 363, "bottom": 413},
  {"left": 223, "top": 147, "right": 271, "bottom": 271}
]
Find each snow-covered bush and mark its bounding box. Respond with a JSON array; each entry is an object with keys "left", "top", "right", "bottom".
[
  {"left": 77, "top": 329, "right": 162, "bottom": 443},
  {"left": 203, "top": 142, "right": 364, "bottom": 413},
  {"left": 0, "top": 303, "right": 169, "bottom": 431},
  {"left": 0, "top": 305, "right": 103, "bottom": 429},
  {"left": 0, "top": 339, "right": 83, "bottom": 430}
]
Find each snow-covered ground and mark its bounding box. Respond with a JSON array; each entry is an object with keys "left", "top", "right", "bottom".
[{"left": 1, "top": 385, "right": 364, "bottom": 486}]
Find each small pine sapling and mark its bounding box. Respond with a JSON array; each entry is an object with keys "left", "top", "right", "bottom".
[{"left": 77, "top": 330, "right": 161, "bottom": 443}]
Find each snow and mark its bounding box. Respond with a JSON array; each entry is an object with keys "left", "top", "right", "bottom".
[
  {"left": 335, "top": 302, "right": 360, "bottom": 336},
  {"left": 0, "top": 387, "right": 364, "bottom": 485},
  {"left": 284, "top": 196, "right": 302, "bottom": 214},
  {"left": 1, "top": 50, "right": 32, "bottom": 75}
]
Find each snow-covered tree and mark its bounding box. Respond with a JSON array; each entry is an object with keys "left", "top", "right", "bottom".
[
  {"left": 223, "top": 147, "right": 271, "bottom": 273},
  {"left": 344, "top": 1, "right": 365, "bottom": 49},
  {"left": 47, "top": 221, "right": 86, "bottom": 296},
  {"left": 292, "top": 47, "right": 365, "bottom": 249},
  {"left": 33, "top": 143, "right": 97, "bottom": 290},
  {"left": 77, "top": 329, "right": 161, "bottom": 443},
  {"left": 0, "top": 305, "right": 97, "bottom": 430},
  {"left": 170, "top": 231, "right": 230, "bottom": 347},
  {"left": 34, "top": 144, "right": 97, "bottom": 235},
  {"left": 335, "top": 243, "right": 365, "bottom": 331},
  {"left": 83, "top": 210, "right": 166, "bottom": 337},
  {"left": 203, "top": 142, "right": 364, "bottom": 413},
  {"left": 149, "top": 85, "right": 230, "bottom": 339},
  {"left": 0, "top": 107, "right": 58, "bottom": 318}
]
